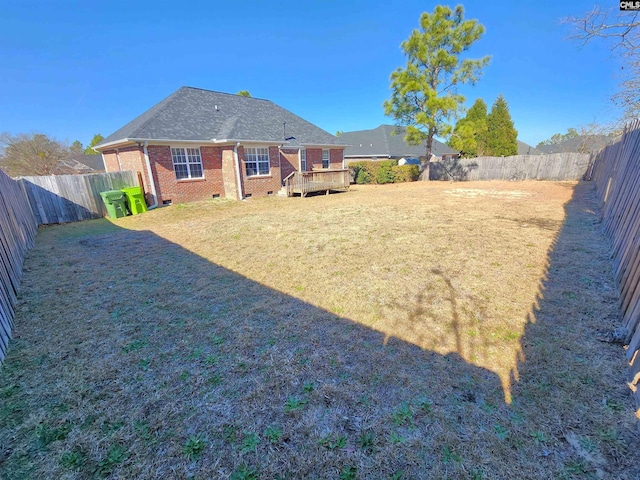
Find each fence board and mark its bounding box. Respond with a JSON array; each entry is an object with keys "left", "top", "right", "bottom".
[
  {"left": 18, "top": 171, "right": 138, "bottom": 225},
  {"left": 0, "top": 169, "right": 37, "bottom": 362},
  {"left": 431, "top": 152, "right": 593, "bottom": 181},
  {"left": 589, "top": 119, "right": 640, "bottom": 363}
]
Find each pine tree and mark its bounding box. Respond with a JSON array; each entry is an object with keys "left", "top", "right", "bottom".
[
  {"left": 383, "top": 4, "right": 490, "bottom": 176},
  {"left": 485, "top": 94, "right": 517, "bottom": 156},
  {"left": 449, "top": 98, "right": 488, "bottom": 157}
]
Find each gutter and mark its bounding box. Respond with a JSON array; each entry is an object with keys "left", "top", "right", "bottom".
[
  {"left": 142, "top": 141, "right": 158, "bottom": 209},
  {"left": 233, "top": 143, "right": 243, "bottom": 200}
]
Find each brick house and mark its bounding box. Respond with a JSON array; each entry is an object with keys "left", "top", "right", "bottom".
[{"left": 94, "top": 87, "right": 347, "bottom": 205}]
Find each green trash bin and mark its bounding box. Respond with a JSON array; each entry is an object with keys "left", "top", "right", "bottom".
[
  {"left": 100, "top": 190, "right": 128, "bottom": 219},
  {"left": 121, "top": 186, "right": 148, "bottom": 215}
]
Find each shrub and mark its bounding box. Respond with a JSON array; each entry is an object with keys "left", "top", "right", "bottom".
[
  {"left": 349, "top": 160, "right": 418, "bottom": 184},
  {"left": 376, "top": 165, "right": 395, "bottom": 184},
  {"left": 391, "top": 165, "right": 420, "bottom": 182}
]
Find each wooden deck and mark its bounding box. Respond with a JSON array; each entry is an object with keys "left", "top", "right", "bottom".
[{"left": 284, "top": 169, "right": 350, "bottom": 197}]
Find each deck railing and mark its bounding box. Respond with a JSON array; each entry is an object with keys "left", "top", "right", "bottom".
[{"left": 284, "top": 169, "right": 350, "bottom": 197}]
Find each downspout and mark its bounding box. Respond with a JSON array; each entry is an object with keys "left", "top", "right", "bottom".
[
  {"left": 233, "top": 143, "right": 244, "bottom": 200},
  {"left": 142, "top": 141, "right": 158, "bottom": 209}
]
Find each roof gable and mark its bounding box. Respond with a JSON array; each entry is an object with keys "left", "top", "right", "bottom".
[
  {"left": 97, "top": 87, "right": 343, "bottom": 148},
  {"left": 340, "top": 125, "right": 458, "bottom": 157}
]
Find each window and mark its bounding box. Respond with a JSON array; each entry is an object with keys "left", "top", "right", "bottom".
[
  {"left": 245, "top": 147, "right": 270, "bottom": 176},
  {"left": 300, "top": 149, "right": 307, "bottom": 171},
  {"left": 171, "top": 147, "right": 203, "bottom": 180},
  {"left": 322, "top": 149, "right": 330, "bottom": 169}
]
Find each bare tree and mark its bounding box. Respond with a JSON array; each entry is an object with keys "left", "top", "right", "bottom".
[
  {"left": 0, "top": 133, "right": 73, "bottom": 177},
  {"left": 564, "top": 6, "right": 640, "bottom": 120}
]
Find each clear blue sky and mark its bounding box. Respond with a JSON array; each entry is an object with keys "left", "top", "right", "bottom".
[{"left": 0, "top": 0, "right": 624, "bottom": 148}]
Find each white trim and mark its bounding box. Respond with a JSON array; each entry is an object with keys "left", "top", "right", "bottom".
[
  {"left": 143, "top": 141, "right": 158, "bottom": 209},
  {"left": 233, "top": 144, "right": 243, "bottom": 200},
  {"left": 95, "top": 137, "right": 350, "bottom": 151}
]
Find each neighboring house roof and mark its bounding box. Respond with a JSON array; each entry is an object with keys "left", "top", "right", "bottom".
[
  {"left": 73, "top": 154, "right": 105, "bottom": 172},
  {"left": 340, "top": 125, "right": 458, "bottom": 158},
  {"left": 517, "top": 140, "right": 545, "bottom": 155},
  {"left": 537, "top": 135, "right": 614, "bottom": 154},
  {"left": 96, "top": 86, "right": 344, "bottom": 150}
]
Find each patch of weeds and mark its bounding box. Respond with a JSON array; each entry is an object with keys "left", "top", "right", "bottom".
[
  {"left": 358, "top": 431, "right": 375, "bottom": 453},
  {"left": 204, "top": 354, "right": 219, "bottom": 365},
  {"left": 604, "top": 399, "right": 624, "bottom": 413},
  {"left": 264, "top": 426, "right": 283, "bottom": 444},
  {"left": 283, "top": 396, "right": 307, "bottom": 413},
  {"left": 230, "top": 464, "right": 259, "bottom": 480},
  {"left": 390, "top": 471, "right": 405, "bottom": 480},
  {"left": 139, "top": 357, "right": 151, "bottom": 371},
  {"left": 122, "top": 340, "right": 147, "bottom": 353},
  {"left": 339, "top": 466, "right": 357, "bottom": 480},
  {"left": 392, "top": 402, "right": 413, "bottom": 426},
  {"left": 134, "top": 420, "right": 154, "bottom": 444},
  {"left": 183, "top": 435, "right": 207, "bottom": 460},
  {"left": 303, "top": 381, "right": 315, "bottom": 393},
  {"left": 189, "top": 347, "right": 205, "bottom": 360},
  {"left": 579, "top": 436, "right": 599, "bottom": 455},
  {"left": 442, "top": 445, "right": 462, "bottom": 464},
  {"left": 240, "top": 432, "right": 259, "bottom": 453},
  {"left": 563, "top": 459, "right": 590, "bottom": 476},
  {"left": 59, "top": 448, "right": 87, "bottom": 470},
  {"left": 179, "top": 371, "right": 191, "bottom": 381},
  {"left": 418, "top": 398, "right": 433, "bottom": 414},
  {"left": 35, "top": 421, "right": 73, "bottom": 448},
  {"left": 208, "top": 374, "right": 223, "bottom": 387},
  {"left": 210, "top": 335, "right": 225, "bottom": 346},
  {"left": 0, "top": 385, "right": 25, "bottom": 427},
  {"left": 222, "top": 424, "right": 239, "bottom": 443},
  {"left": 470, "top": 468, "right": 484, "bottom": 480},
  {"left": 319, "top": 433, "right": 347, "bottom": 450},
  {"left": 529, "top": 430, "right": 548, "bottom": 444},
  {"left": 100, "top": 420, "right": 124, "bottom": 436},
  {"left": 481, "top": 401, "right": 496, "bottom": 413},
  {"left": 388, "top": 432, "right": 405, "bottom": 444},
  {"left": 596, "top": 427, "right": 619, "bottom": 444},
  {"left": 493, "top": 423, "right": 509, "bottom": 440},
  {"left": 94, "top": 443, "right": 128, "bottom": 478}
]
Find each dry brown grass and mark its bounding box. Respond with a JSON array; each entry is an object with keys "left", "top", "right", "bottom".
[{"left": 1, "top": 180, "right": 638, "bottom": 479}]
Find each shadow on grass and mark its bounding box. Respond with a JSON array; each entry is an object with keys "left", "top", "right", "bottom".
[{"left": 1, "top": 182, "right": 639, "bottom": 478}]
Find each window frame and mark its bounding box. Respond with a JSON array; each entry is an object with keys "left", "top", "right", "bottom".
[
  {"left": 300, "top": 148, "right": 307, "bottom": 172},
  {"left": 170, "top": 146, "right": 204, "bottom": 180},
  {"left": 322, "top": 149, "right": 330, "bottom": 169},
  {"left": 244, "top": 146, "right": 271, "bottom": 177}
]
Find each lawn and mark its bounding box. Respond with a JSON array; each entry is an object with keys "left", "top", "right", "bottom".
[{"left": 1, "top": 180, "right": 638, "bottom": 479}]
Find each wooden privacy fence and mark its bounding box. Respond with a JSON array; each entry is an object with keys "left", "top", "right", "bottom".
[
  {"left": 589, "top": 119, "right": 640, "bottom": 408},
  {"left": 0, "top": 169, "right": 37, "bottom": 362},
  {"left": 18, "top": 170, "right": 138, "bottom": 225},
  {"left": 431, "top": 152, "right": 593, "bottom": 181}
]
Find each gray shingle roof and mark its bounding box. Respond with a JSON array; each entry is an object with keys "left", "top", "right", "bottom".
[
  {"left": 96, "top": 86, "right": 343, "bottom": 148},
  {"left": 517, "top": 140, "right": 545, "bottom": 155},
  {"left": 340, "top": 125, "right": 458, "bottom": 158},
  {"left": 536, "top": 135, "right": 613, "bottom": 154}
]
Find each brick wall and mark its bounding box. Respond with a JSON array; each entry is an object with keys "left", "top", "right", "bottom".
[
  {"left": 306, "top": 148, "right": 344, "bottom": 170},
  {"left": 148, "top": 145, "right": 225, "bottom": 204},
  {"left": 280, "top": 148, "right": 300, "bottom": 180},
  {"left": 238, "top": 146, "right": 281, "bottom": 198},
  {"left": 102, "top": 151, "right": 120, "bottom": 172}
]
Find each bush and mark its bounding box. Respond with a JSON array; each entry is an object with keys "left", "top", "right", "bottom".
[
  {"left": 355, "top": 168, "right": 371, "bottom": 184},
  {"left": 391, "top": 165, "right": 420, "bottom": 182},
  {"left": 349, "top": 159, "right": 418, "bottom": 185}
]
